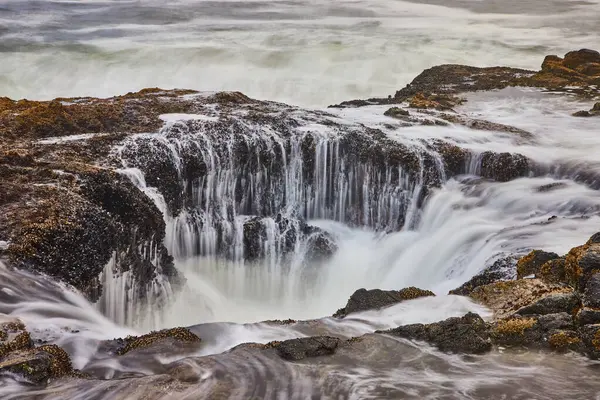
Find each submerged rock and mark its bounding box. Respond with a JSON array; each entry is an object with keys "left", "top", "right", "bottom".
[
  {"left": 333, "top": 287, "right": 435, "bottom": 318},
  {"left": 274, "top": 336, "right": 340, "bottom": 361},
  {"left": 380, "top": 312, "right": 492, "bottom": 354},
  {"left": 383, "top": 107, "right": 409, "bottom": 118},
  {"left": 572, "top": 101, "right": 600, "bottom": 117}
]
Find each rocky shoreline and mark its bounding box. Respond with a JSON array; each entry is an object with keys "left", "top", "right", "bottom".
[{"left": 1, "top": 49, "right": 600, "bottom": 388}]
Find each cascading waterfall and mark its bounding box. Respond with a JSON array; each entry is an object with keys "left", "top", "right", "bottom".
[{"left": 98, "top": 96, "right": 600, "bottom": 329}]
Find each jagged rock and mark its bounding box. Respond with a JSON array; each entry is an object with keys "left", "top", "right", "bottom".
[
  {"left": 114, "top": 327, "right": 201, "bottom": 355},
  {"left": 537, "top": 257, "right": 567, "bottom": 285},
  {"left": 478, "top": 151, "right": 530, "bottom": 182},
  {"left": 449, "top": 256, "right": 517, "bottom": 296},
  {"left": 528, "top": 49, "right": 600, "bottom": 89},
  {"left": 564, "top": 234, "right": 600, "bottom": 290},
  {"left": 470, "top": 279, "right": 571, "bottom": 319},
  {"left": 334, "top": 287, "right": 435, "bottom": 318},
  {"left": 241, "top": 216, "right": 337, "bottom": 262},
  {"left": 274, "top": 336, "right": 340, "bottom": 361},
  {"left": 380, "top": 312, "right": 492, "bottom": 354},
  {"left": 119, "top": 136, "right": 184, "bottom": 214},
  {"left": 516, "top": 250, "right": 560, "bottom": 279},
  {"left": 515, "top": 292, "right": 580, "bottom": 316}
]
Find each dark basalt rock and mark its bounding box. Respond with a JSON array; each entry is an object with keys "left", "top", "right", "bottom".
[
  {"left": 576, "top": 308, "right": 600, "bottom": 326},
  {"left": 582, "top": 273, "right": 600, "bottom": 308},
  {"left": 380, "top": 312, "right": 492, "bottom": 354},
  {"left": 334, "top": 287, "right": 435, "bottom": 318},
  {"left": 449, "top": 256, "right": 517, "bottom": 296},
  {"left": 478, "top": 151, "right": 530, "bottom": 182},
  {"left": 394, "top": 65, "right": 535, "bottom": 100},
  {"left": 578, "top": 324, "right": 600, "bottom": 359},
  {"left": 516, "top": 250, "right": 560, "bottom": 279},
  {"left": 469, "top": 279, "right": 571, "bottom": 320},
  {"left": 275, "top": 336, "right": 340, "bottom": 361},
  {"left": 304, "top": 230, "right": 338, "bottom": 263},
  {"left": 572, "top": 101, "right": 600, "bottom": 117},
  {"left": 6, "top": 192, "right": 118, "bottom": 300},
  {"left": 515, "top": 292, "right": 580, "bottom": 316},
  {"left": 242, "top": 216, "right": 337, "bottom": 263},
  {"left": 490, "top": 313, "right": 573, "bottom": 349},
  {"left": 242, "top": 217, "right": 266, "bottom": 261},
  {"left": 119, "top": 136, "right": 184, "bottom": 215}
]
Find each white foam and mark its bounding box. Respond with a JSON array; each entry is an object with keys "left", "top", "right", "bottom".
[{"left": 159, "top": 113, "right": 219, "bottom": 122}]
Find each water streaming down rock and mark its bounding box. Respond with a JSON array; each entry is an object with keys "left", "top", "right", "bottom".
[
  {"left": 98, "top": 94, "right": 599, "bottom": 328},
  {"left": 115, "top": 110, "right": 448, "bottom": 266}
]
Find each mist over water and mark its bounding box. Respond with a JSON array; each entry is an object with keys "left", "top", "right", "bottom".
[{"left": 1, "top": 0, "right": 600, "bottom": 106}]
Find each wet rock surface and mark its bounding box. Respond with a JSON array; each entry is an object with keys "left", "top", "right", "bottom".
[
  {"left": 381, "top": 312, "right": 492, "bottom": 354},
  {"left": 469, "top": 278, "right": 572, "bottom": 319},
  {"left": 516, "top": 250, "right": 560, "bottom": 279},
  {"left": 333, "top": 287, "right": 435, "bottom": 318},
  {"left": 9, "top": 51, "right": 594, "bottom": 301},
  {"left": 0, "top": 320, "right": 74, "bottom": 383},
  {"left": 112, "top": 328, "right": 201, "bottom": 356},
  {"left": 449, "top": 256, "right": 517, "bottom": 296},
  {"left": 274, "top": 336, "right": 340, "bottom": 361}
]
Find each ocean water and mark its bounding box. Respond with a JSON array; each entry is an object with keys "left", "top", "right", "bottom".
[{"left": 1, "top": 0, "right": 599, "bottom": 106}]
